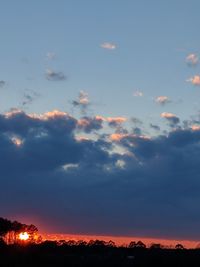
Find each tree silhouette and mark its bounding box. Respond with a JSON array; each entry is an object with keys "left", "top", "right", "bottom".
[
  {"left": 175, "top": 243, "right": 185, "bottom": 249},
  {"left": 129, "top": 240, "right": 146, "bottom": 249},
  {"left": 0, "top": 218, "right": 12, "bottom": 237}
]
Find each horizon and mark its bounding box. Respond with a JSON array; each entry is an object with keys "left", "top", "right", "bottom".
[{"left": 40, "top": 232, "right": 200, "bottom": 249}]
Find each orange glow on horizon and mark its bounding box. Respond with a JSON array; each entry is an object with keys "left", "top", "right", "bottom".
[
  {"left": 40, "top": 233, "right": 200, "bottom": 249},
  {"left": 19, "top": 232, "right": 29, "bottom": 241}
]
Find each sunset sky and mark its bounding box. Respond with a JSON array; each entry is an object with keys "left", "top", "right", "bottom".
[{"left": 1, "top": 0, "right": 200, "bottom": 243}]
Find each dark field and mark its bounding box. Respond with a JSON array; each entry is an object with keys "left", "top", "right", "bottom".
[{"left": 1, "top": 241, "right": 200, "bottom": 267}]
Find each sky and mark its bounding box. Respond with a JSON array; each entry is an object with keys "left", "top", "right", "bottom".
[{"left": 1, "top": 0, "right": 200, "bottom": 242}]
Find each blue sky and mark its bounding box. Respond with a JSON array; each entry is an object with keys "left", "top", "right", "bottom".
[
  {"left": 1, "top": 0, "right": 200, "bottom": 124},
  {"left": 2, "top": 1, "right": 200, "bottom": 240}
]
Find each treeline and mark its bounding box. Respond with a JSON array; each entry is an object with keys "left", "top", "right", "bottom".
[{"left": 1, "top": 238, "right": 200, "bottom": 267}]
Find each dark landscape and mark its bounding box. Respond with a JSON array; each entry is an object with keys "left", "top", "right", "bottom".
[
  {"left": 1, "top": 217, "right": 200, "bottom": 267},
  {"left": 2, "top": 236, "right": 200, "bottom": 267}
]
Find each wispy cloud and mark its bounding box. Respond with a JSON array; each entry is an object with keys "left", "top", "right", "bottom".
[
  {"left": 21, "top": 89, "right": 40, "bottom": 108},
  {"left": 0, "top": 80, "right": 6, "bottom": 88},
  {"left": 45, "top": 69, "right": 67, "bottom": 81},
  {"left": 100, "top": 42, "right": 116, "bottom": 50},
  {"left": 186, "top": 53, "right": 199, "bottom": 66},
  {"left": 187, "top": 75, "right": 200, "bottom": 86},
  {"left": 46, "top": 52, "right": 56, "bottom": 60},
  {"left": 72, "top": 91, "right": 90, "bottom": 113},
  {"left": 155, "top": 96, "right": 171, "bottom": 105},
  {"left": 133, "top": 90, "right": 143, "bottom": 97}
]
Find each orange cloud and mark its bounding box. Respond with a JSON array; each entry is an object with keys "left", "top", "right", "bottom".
[
  {"left": 107, "top": 117, "right": 127, "bottom": 124},
  {"left": 77, "top": 118, "right": 90, "bottom": 127},
  {"left": 191, "top": 125, "right": 200, "bottom": 131},
  {"left": 110, "top": 133, "right": 128, "bottom": 141},
  {"left": 187, "top": 75, "right": 200, "bottom": 86},
  {"left": 161, "top": 112, "right": 177, "bottom": 119},
  {"left": 11, "top": 137, "right": 23, "bottom": 146},
  {"left": 5, "top": 109, "right": 22, "bottom": 118},
  {"left": 95, "top": 115, "right": 106, "bottom": 121},
  {"left": 42, "top": 110, "right": 68, "bottom": 119}
]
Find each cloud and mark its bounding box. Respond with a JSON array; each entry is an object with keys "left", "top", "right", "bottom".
[
  {"left": 100, "top": 42, "right": 116, "bottom": 50},
  {"left": 77, "top": 116, "right": 104, "bottom": 133},
  {"left": 191, "top": 125, "right": 200, "bottom": 131},
  {"left": 2, "top": 109, "right": 200, "bottom": 240},
  {"left": 72, "top": 91, "right": 90, "bottom": 113},
  {"left": 107, "top": 117, "right": 127, "bottom": 127},
  {"left": 45, "top": 69, "right": 66, "bottom": 81},
  {"left": 186, "top": 53, "right": 199, "bottom": 66},
  {"left": 21, "top": 89, "right": 40, "bottom": 108},
  {"left": 0, "top": 80, "right": 6, "bottom": 88},
  {"left": 155, "top": 96, "right": 171, "bottom": 105},
  {"left": 187, "top": 75, "right": 200, "bottom": 86},
  {"left": 46, "top": 52, "right": 56, "bottom": 60},
  {"left": 110, "top": 133, "right": 129, "bottom": 141},
  {"left": 131, "top": 117, "right": 143, "bottom": 126},
  {"left": 150, "top": 123, "right": 160, "bottom": 131},
  {"left": 161, "top": 112, "right": 180, "bottom": 127},
  {"left": 133, "top": 90, "right": 143, "bottom": 97}
]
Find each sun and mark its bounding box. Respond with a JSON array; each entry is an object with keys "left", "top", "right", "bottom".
[{"left": 19, "top": 232, "right": 29, "bottom": 241}]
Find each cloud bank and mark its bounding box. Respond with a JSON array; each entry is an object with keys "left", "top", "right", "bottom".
[{"left": 1, "top": 109, "right": 200, "bottom": 240}]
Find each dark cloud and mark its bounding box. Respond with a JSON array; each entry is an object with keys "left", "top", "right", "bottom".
[
  {"left": 107, "top": 117, "right": 127, "bottom": 128},
  {"left": 45, "top": 69, "right": 66, "bottom": 81},
  {"left": 77, "top": 116, "right": 104, "bottom": 133},
  {"left": 161, "top": 112, "right": 180, "bottom": 128},
  {"left": 21, "top": 89, "right": 40, "bottom": 108},
  {"left": 132, "top": 127, "right": 142, "bottom": 135},
  {"left": 2, "top": 110, "right": 200, "bottom": 240},
  {"left": 131, "top": 117, "right": 143, "bottom": 126},
  {"left": 150, "top": 123, "right": 160, "bottom": 131}
]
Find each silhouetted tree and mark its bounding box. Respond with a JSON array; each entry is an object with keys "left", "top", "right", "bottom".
[
  {"left": 106, "top": 240, "right": 116, "bottom": 247},
  {"left": 88, "top": 239, "right": 106, "bottom": 247},
  {"left": 76, "top": 240, "right": 87, "bottom": 246},
  {"left": 175, "top": 243, "right": 185, "bottom": 249},
  {"left": 129, "top": 240, "right": 146, "bottom": 249},
  {"left": 0, "top": 218, "right": 12, "bottom": 237}
]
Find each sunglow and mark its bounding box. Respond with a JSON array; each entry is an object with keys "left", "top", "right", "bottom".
[{"left": 19, "top": 232, "right": 29, "bottom": 241}]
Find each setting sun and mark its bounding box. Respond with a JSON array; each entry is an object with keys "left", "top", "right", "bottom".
[{"left": 19, "top": 232, "right": 29, "bottom": 241}]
